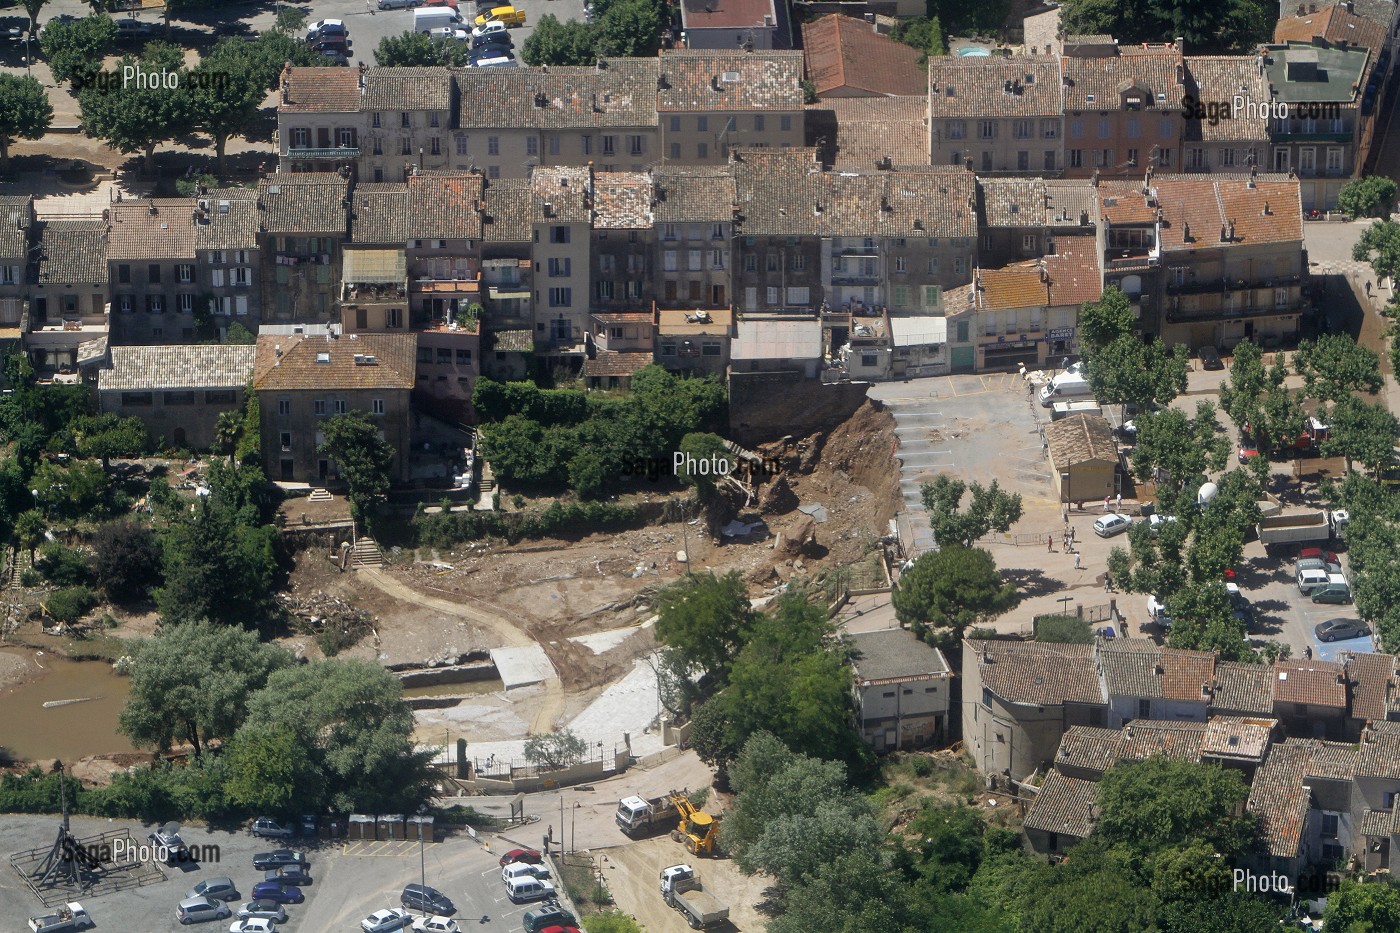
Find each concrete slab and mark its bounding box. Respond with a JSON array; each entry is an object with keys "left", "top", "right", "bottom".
[
  {"left": 489, "top": 645, "right": 555, "bottom": 689},
  {"left": 569, "top": 617, "right": 654, "bottom": 654}
]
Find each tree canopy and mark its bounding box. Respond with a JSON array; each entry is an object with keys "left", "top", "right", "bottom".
[
  {"left": 39, "top": 13, "right": 116, "bottom": 86},
  {"left": 1077, "top": 287, "right": 1135, "bottom": 358},
  {"left": 1293, "top": 334, "right": 1383, "bottom": 402},
  {"left": 892, "top": 545, "right": 1016, "bottom": 647},
  {"left": 1087, "top": 336, "right": 1189, "bottom": 410},
  {"left": 920, "top": 475, "right": 1023, "bottom": 548},
  {"left": 318, "top": 410, "right": 395, "bottom": 521},
  {"left": 655, "top": 570, "right": 753, "bottom": 685},
  {"left": 1058, "top": 0, "right": 1274, "bottom": 53},
  {"left": 374, "top": 29, "right": 472, "bottom": 67},
  {"left": 1353, "top": 219, "right": 1400, "bottom": 283},
  {"left": 0, "top": 74, "right": 53, "bottom": 172},
  {"left": 1337, "top": 176, "right": 1398, "bottom": 220},
  {"left": 78, "top": 42, "right": 190, "bottom": 172}
]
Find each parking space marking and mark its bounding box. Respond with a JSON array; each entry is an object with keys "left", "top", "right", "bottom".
[{"left": 340, "top": 839, "right": 428, "bottom": 857}]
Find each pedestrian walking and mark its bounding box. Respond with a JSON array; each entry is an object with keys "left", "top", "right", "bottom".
[
  {"left": 1104, "top": 495, "right": 1111, "bottom": 512},
  {"left": 1070, "top": 526, "right": 1076, "bottom": 544},
  {"left": 1074, "top": 552, "right": 1082, "bottom": 570},
  {"left": 1115, "top": 492, "right": 1123, "bottom": 511},
  {"left": 1047, "top": 535, "right": 1054, "bottom": 553},
  {"left": 1104, "top": 572, "right": 1113, "bottom": 593}
]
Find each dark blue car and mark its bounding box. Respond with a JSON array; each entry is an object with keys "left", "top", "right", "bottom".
[{"left": 250, "top": 882, "right": 305, "bottom": 904}]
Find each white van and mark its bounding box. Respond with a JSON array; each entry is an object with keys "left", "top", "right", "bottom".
[
  {"left": 505, "top": 875, "right": 556, "bottom": 903},
  {"left": 1051, "top": 399, "right": 1103, "bottom": 421},
  {"left": 1039, "top": 372, "right": 1093, "bottom": 407},
  {"left": 502, "top": 862, "right": 550, "bottom": 885},
  {"left": 413, "top": 7, "right": 463, "bottom": 33}
]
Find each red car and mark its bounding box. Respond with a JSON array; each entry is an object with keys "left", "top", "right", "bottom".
[
  {"left": 1299, "top": 548, "right": 1341, "bottom": 566},
  {"left": 539, "top": 927, "right": 582, "bottom": 933},
  {"left": 499, "top": 847, "right": 543, "bottom": 867}
]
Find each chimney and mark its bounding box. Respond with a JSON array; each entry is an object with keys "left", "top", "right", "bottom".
[
  {"left": 148, "top": 203, "right": 158, "bottom": 216},
  {"left": 1229, "top": 219, "right": 1236, "bottom": 239},
  {"left": 1262, "top": 201, "right": 1271, "bottom": 216},
  {"left": 1183, "top": 220, "right": 1191, "bottom": 241},
  {"left": 1221, "top": 224, "right": 1229, "bottom": 242},
  {"left": 1154, "top": 664, "right": 1164, "bottom": 675}
]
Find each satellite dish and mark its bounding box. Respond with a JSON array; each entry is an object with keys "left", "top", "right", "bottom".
[{"left": 1197, "top": 482, "right": 1219, "bottom": 505}]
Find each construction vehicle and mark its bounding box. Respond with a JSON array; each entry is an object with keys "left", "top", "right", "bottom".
[
  {"left": 660, "top": 864, "right": 728, "bottom": 929},
  {"left": 615, "top": 793, "right": 681, "bottom": 837},
  {"left": 669, "top": 790, "right": 720, "bottom": 857}
]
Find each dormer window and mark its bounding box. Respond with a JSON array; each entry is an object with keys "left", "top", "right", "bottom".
[
  {"left": 946, "top": 86, "right": 956, "bottom": 97},
  {"left": 1086, "top": 93, "right": 1096, "bottom": 103},
  {"left": 1126, "top": 95, "right": 1143, "bottom": 111}
]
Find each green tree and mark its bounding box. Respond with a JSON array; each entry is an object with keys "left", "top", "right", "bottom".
[
  {"left": 64, "top": 413, "right": 148, "bottom": 469},
  {"left": 0, "top": 74, "right": 53, "bottom": 172},
  {"left": 32, "top": 459, "right": 111, "bottom": 520},
  {"left": 373, "top": 29, "right": 471, "bottom": 67},
  {"left": 38, "top": 13, "right": 116, "bottom": 86},
  {"left": 595, "top": 0, "right": 664, "bottom": 57},
  {"left": 190, "top": 48, "right": 269, "bottom": 178},
  {"left": 1322, "top": 396, "right": 1400, "bottom": 474},
  {"left": 14, "top": 508, "right": 45, "bottom": 560},
  {"left": 19, "top": 0, "right": 46, "bottom": 34},
  {"left": 523, "top": 728, "right": 588, "bottom": 770},
  {"left": 1017, "top": 838, "right": 1162, "bottom": 933},
  {"left": 155, "top": 498, "right": 278, "bottom": 627},
  {"left": 222, "top": 725, "right": 324, "bottom": 815},
  {"left": 1098, "top": 756, "right": 1256, "bottom": 855},
  {"left": 1034, "top": 614, "right": 1095, "bottom": 643},
  {"left": 919, "top": 475, "right": 1023, "bottom": 548},
  {"left": 318, "top": 410, "right": 395, "bottom": 522},
  {"left": 1337, "top": 175, "right": 1399, "bottom": 220},
  {"left": 1129, "top": 401, "right": 1230, "bottom": 508},
  {"left": 1077, "top": 286, "right": 1134, "bottom": 357},
  {"left": 118, "top": 620, "right": 294, "bottom": 757},
  {"left": 1108, "top": 514, "right": 1189, "bottom": 598},
  {"left": 1087, "top": 335, "right": 1189, "bottom": 409},
  {"left": 240, "top": 659, "right": 437, "bottom": 813},
  {"left": 567, "top": 448, "right": 605, "bottom": 499},
  {"left": 675, "top": 432, "right": 733, "bottom": 499},
  {"left": 273, "top": 5, "right": 306, "bottom": 35},
  {"left": 1164, "top": 580, "right": 1251, "bottom": 659},
  {"left": 91, "top": 519, "right": 161, "bottom": 602},
  {"left": 521, "top": 14, "right": 599, "bottom": 66},
  {"left": 892, "top": 545, "right": 1016, "bottom": 646},
  {"left": 655, "top": 570, "right": 753, "bottom": 686},
  {"left": 1323, "top": 879, "right": 1400, "bottom": 932},
  {"left": 214, "top": 409, "right": 243, "bottom": 465},
  {"left": 1294, "top": 333, "right": 1383, "bottom": 402},
  {"left": 1353, "top": 219, "right": 1400, "bottom": 283},
  {"left": 891, "top": 15, "right": 946, "bottom": 63},
  {"left": 78, "top": 44, "right": 190, "bottom": 173}
]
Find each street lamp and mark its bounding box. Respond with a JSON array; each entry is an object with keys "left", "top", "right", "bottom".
[{"left": 571, "top": 801, "right": 580, "bottom": 855}]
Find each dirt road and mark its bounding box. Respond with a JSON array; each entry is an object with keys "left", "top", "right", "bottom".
[
  {"left": 605, "top": 837, "right": 772, "bottom": 933},
  {"left": 358, "top": 567, "right": 566, "bottom": 734}
]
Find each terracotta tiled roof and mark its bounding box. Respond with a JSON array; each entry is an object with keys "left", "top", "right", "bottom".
[
  {"left": 802, "top": 14, "right": 926, "bottom": 97},
  {"left": 1043, "top": 236, "right": 1103, "bottom": 305},
  {"left": 253, "top": 333, "right": 416, "bottom": 391},
  {"left": 593, "top": 172, "right": 654, "bottom": 229},
  {"left": 1096, "top": 180, "right": 1159, "bottom": 224},
  {"left": 979, "top": 178, "right": 1046, "bottom": 227},
  {"left": 1200, "top": 715, "right": 1276, "bottom": 761},
  {"left": 1023, "top": 769, "right": 1099, "bottom": 838},
  {"left": 583, "top": 350, "right": 654, "bottom": 377},
  {"left": 967, "top": 639, "right": 1103, "bottom": 706},
  {"left": 1343, "top": 650, "right": 1398, "bottom": 723},
  {"left": 1273, "top": 659, "right": 1347, "bottom": 708},
  {"left": 1099, "top": 641, "right": 1166, "bottom": 698},
  {"left": 37, "top": 220, "right": 107, "bottom": 284},
  {"left": 1118, "top": 719, "right": 1208, "bottom": 763},
  {"left": 680, "top": 0, "right": 778, "bottom": 30},
  {"left": 533, "top": 167, "right": 591, "bottom": 223},
  {"left": 1360, "top": 808, "right": 1393, "bottom": 836},
  {"left": 927, "top": 56, "right": 1064, "bottom": 119},
  {"left": 453, "top": 59, "right": 660, "bottom": 129},
  {"left": 657, "top": 50, "right": 804, "bottom": 112},
  {"left": 1308, "top": 0, "right": 1399, "bottom": 30},
  {"left": 257, "top": 173, "right": 349, "bottom": 235},
  {"left": 1358, "top": 720, "right": 1400, "bottom": 778},
  {"left": 1056, "top": 725, "right": 1125, "bottom": 775},
  {"left": 814, "top": 96, "right": 930, "bottom": 171},
  {"left": 1047, "top": 413, "right": 1117, "bottom": 467},
  {"left": 652, "top": 167, "right": 736, "bottom": 223},
  {"left": 1249, "top": 741, "right": 1321, "bottom": 857},
  {"left": 279, "top": 66, "right": 361, "bottom": 113},
  {"left": 1162, "top": 649, "right": 1218, "bottom": 702},
  {"left": 1154, "top": 175, "right": 1303, "bottom": 251},
  {"left": 195, "top": 189, "right": 259, "bottom": 252},
  {"left": 1211, "top": 661, "right": 1276, "bottom": 715},
  {"left": 1061, "top": 47, "right": 1184, "bottom": 112},
  {"left": 1045, "top": 180, "right": 1098, "bottom": 227},
  {"left": 1183, "top": 57, "right": 1272, "bottom": 143},
  {"left": 99, "top": 345, "right": 256, "bottom": 391},
  {"left": 732, "top": 148, "right": 976, "bottom": 238},
  {"left": 490, "top": 329, "right": 533, "bottom": 352},
  {"left": 408, "top": 172, "right": 485, "bottom": 241},
  {"left": 350, "top": 183, "right": 409, "bottom": 244},
  {"left": 593, "top": 311, "right": 654, "bottom": 324},
  {"left": 106, "top": 200, "right": 198, "bottom": 261},
  {"left": 480, "top": 179, "right": 532, "bottom": 242},
  {"left": 0, "top": 195, "right": 32, "bottom": 259},
  {"left": 975, "top": 264, "right": 1049, "bottom": 310},
  {"left": 1066, "top": 34, "right": 1115, "bottom": 45},
  {"left": 363, "top": 67, "right": 454, "bottom": 111},
  {"left": 1275, "top": 3, "right": 1387, "bottom": 51}
]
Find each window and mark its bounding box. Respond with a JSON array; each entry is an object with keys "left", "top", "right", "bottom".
[
  {"left": 894, "top": 285, "right": 909, "bottom": 306},
  {"left": 488, "top": 166, "right": 499, "bottom": 179},
  {"left": 660, "top": 343, "right": 676, "bottom": 356},
  {"left": 1023, "top": 234, "right": 1038, "bottom": 252},
  {"left": 548, "top": 136, "right": 560, "bottom": 156},
  {"left": 314, "top": 399, "right": 328, "bottom": 416},
  {"left": 595, "top": 280, "right": 615, "bottom": 300},
  {"left": 743, "top": 254, "right": 756, "bottom": 272},
  {"left": 372, "top": 112, "right": 382, "bottom": 128},
  {"left": 149, "top": 264, "right": 164, "bottom": 284},
  {"left": 669, "top": 143, "right": 681, "bottom": 159},
  {"left": 418, "top": 347, "right": 432, "bottom": 364},
  {"left": 401, "top": 138, "right": 412, "bottom": 156},
  {"left": 955, "top": 320, "right": 969, "bottom": 342},
  {"left": 953, "top": 258, "right": 966, "bottom": 274},
  {"left": 697, "top": 142, "right": 708, "bottom": 159},
  {"left": 1041, "top": 119, "right": 1058, "bottom": 139},
  {"left": 527, "top": 136, "right": 538, "bottom": 157},
  {"left": 629, "top": 135, "right": 643, "bottom": 155},
  {"left": 178, "top": 293, "right": 195, "bottom": 313},
  {"left": 205, "top": 390, "right": 235, "bottom": 405},
  {"left": 669, "top": 116, "right": 681, "bottom": 132},
  {"left": 176, "top": 264, "right": 193, "bottom": 283},
  {"left": 339, "top": 128, "right": 355, "bottom": 148},
  {"left": 456, "top": 135, "right": 468, "bottom": 156},
  {"left": 663, "top": 251, "right": 678, "bottom": 272},
  {"left": 1017, "top": 150, "right": 1029, "bottom": 171},
  {"left": 122, "top": 392, "right": 152, "bottom": 407},
  {"left": 146, "top": 295, "right": 163, "bottom": 313},
  {"left": 861, "top": 354, "right": 878, "bottom": 367},
  {"left": 430, "top": 137, "right": 440, "bottom": 156},
  {"left": 1014, "top": 120, "right": 1031, "bottom": 139},
  {"left": 947, "top": 121, "right": 965, "bottom": 140},
  {"left": 766, "top": 286, "right": 780, "bottom": 304},
  {"left": 550, "top": 226, "right": 570, "bottom": 244},
  {"left": 1126, "top": 116, "right": 1141, "bottom": 139},
  {"left": 547, "top": 257, "right": 571, "bottom": 277},
  {"left": 895, "top": 256, "right": 906, "bottom": 273},
  {"left": 487, "top": 136, "right": 499, "bottom": 155},
  {"left": 232, "top": 267, "right": 250, "bottom": 287},
  {"left": 400, "top": 112, "right": 410, "bottom": 129},
  {"left": 1069, "top": 149, "right": 1083, "bottom": 168},
  {"left": 291, "top": 127, "right": 309, "bottom": 148},
  {"left": 117, "top": 294, "right": 133, "bottom": 312},
  {"left": 334, "top": 399, "right": 347, "bottom": 415},
  {"left": 710, "top": 249, "right": 724, "bottom": 269},
  {"left": 697, "top": 116, "right": 708, "bottom": 132},
  {"left": 581, "top": 135, "right": 591, "bottom": 155},
  {"left": 1321, "top": 813, "right": 1339, "bottom": 837},
  {"left": 687, "top": 250, "right": 702, "bottom": 272},
  {"left": 280, "top": 432, "right": 292, "bottom": 451},
  {"left": 547, "top": 287, "right": 572, "bottom": 307},
  {"left": 754, "top": 115, "right": 765, "bottom": 132},
  {"left": 1097, "top": 118, "right": 1110, "bottom": 139},
  {"left": 277, "top": 399, "right": 291, "bottom": 416},
  {"left": 601, "top": 136, "right": 615, "bottom": 155},
  {"left": 979, "top": 120, "right": 995, "bottom": 139},
  {"left": 1327, "top": 147, "right": 1344, "bottom": 173},
  {"left": 372, "top": 398, "right": 385, "bottom": 415},
  {"left": 437, "top": 347, "right": 452, "bottom": 364},
  {"left": 786, "top": 286, "right": 810, "bottom": 305}
]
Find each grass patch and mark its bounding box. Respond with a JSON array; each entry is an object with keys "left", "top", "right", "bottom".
[{"left": 558, "top": 852, "right": 613, "bottom": 914}]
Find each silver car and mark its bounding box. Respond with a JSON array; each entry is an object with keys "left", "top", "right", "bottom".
[
  {"left": 378, "top": 0, "right": 422, "bottom": 7},
  {"left": 176, "top": 896, "right": 231, "bottom": 925}
]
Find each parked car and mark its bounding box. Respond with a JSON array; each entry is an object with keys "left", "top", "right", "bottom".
[
  {"left": 311, "top": 36, "right": 351, "bottom": 54},
  {"left": 471, "top": 20, "right": 508, "bottom": 39},
  {"left": 424, "top": 0, "right": 460, "bottom": 6},
  {"left": 229, "top": 920, "right": 277, "bottom": 933},
  {"left": 1299, "top": 548, "right": 1342, "bottom": 571},
  {"left": 249, "top": 818, "right": 293, "bottom": 839},
  {"left": 1296, "top": 567, "right": 1332, "bottom": 594},
  {"left": 1237, "top": 442, "right": 1260, "bottom": 464},
  {"left": 37, "top": 14, "right": 76, "bottom": 38},
  {"left": 1147, "top": 513, "right": 1177, "bottom": 535},
  {"left": 236, "top": 901, "right": 288, "bottom": 923},
  {"left": 523, "top": 907, "right": 578, "bottom": 933},
  {"left": 176, "top": 897, "right": 231, "bottom": 925},
  {"left": 114, "top": 18, "right": 153, "bottom": 37},
  {"left": 470, "top": 31, "right": 512, "bottom": 51},
  {"left": 148, "top": 828, "right": 190, "bottom": 864},
  {"left": 537, "top": 927, "right": 582, "bottom": 933},
  {"left": 431, "top": 26, "right": 471, "bottom": 39},
  {"left": 1198, "top": 346, "right": 1223, "bottom": 370},
  {"left": 263, "top": 865, "right": 311, "bottom": 886},
  {"left": 362, "top": 908, "right": 414, "bottom": 933},
  {"left": 503, "top": 862, "right": 551, "bottom": 884},
  {"left": 319, "top": 49, "right": 350, "bottom": 65},
  {"left": 500, "top": 848, "right": 544, "bottom": 866},
  {"left": 252, "top": 850, "right": 307, "bottom": 871},
  {"left": 1297, "top": 556, "right": 1342, "bottom": 576},
  {"left": 1312, "top": 582, "right": 1353, "bottom": 605},
  {"left": 249, "top": 883, "right": 304, "bottom": 905},
  {"left": 412, "top": 917, "right": 461, "bottom": 933},
  {"left": 378, "top": 0, "right": 422, "bottom": 8},
  {"left": 1147, "top": 594, "right": 1171, "bottom": 628},
  {"left": 471, "top": 49, "right": 516, "bottom": 64},
  {"left": 1093, "top": 513, "right": 1134, "bottom": 538},
  {"left": 474, "top": 5, "right": 526, "bottom": 26},
  {"left": 1315, "top": 618, "right": 1370, "bottom": 642},
  {"left": 401, "top": 884, "right": 455, "bottom": 916},
  {"left": 186, "top": 879, "right": 239, "bottom": 903},
  {"left": 304, "top": 19, "right": 346, "bottom": 42}
]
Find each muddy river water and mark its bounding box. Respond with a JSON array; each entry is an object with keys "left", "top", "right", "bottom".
[{"left": 0, "top": 648, "right": 134, "bottom": 762}]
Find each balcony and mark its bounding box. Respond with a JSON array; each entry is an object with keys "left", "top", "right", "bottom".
[
  {"left": 1293, "top": 166, "right": 1349, "bottom": 178},
  {"left": 1164, "top": 301, "right": 1304, "bottom": 323},
  {"left": 1270, "top": 131, "right": 1351, "bottom": 144},
  {"left": 833, "top": 243, "right": 879, "bottom": 255},
  {"left": 831, "top": 272, "right": 881, "bottom": 285},
  {"left": 1105, "top": 250, "right": 1158, "bottom": 271},
  {"left": 283, "top": 146, "right": 360, "bottom": 160},
  {"left": 1166, "top": 275, "right": 1302, "bottom": 296},
  {"left": 343, "top": 282, "right": 406, "bottom": 302}
]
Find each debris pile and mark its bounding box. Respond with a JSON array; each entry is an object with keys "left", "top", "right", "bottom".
[{"left": 278, "top": 589, "right": 375, "bottom": 635}]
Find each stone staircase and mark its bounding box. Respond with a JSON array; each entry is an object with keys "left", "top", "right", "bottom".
[
  {"left": 308, "top": 488, "right": 334, "bottom": 503},
  {"left": 350, "top": 537, "right": 384, "bottom": 569},
  {"left": 4, "top": 546, "right": 30, "bottom": 588}
]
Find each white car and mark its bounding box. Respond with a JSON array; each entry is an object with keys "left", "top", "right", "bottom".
[
  {"left": 378, "top": 0, "right": 422, "bottom": 7},
  {"left": 1147, "top": 513, "right": 1177, "bottom": 535},
  {"left": 1093, "top": 513, "right": 1134, "bottom": 537},
  {"left": 362, "top": 908, "right": 413, "bottom": 933},
  {"left": 472, "top": 20, "right": 508, "bottom": 38},
  {"left": 1147, "top": 594, "right": 1169, "bottom": 624},
  {"left": 304, "top": 19, "right": 346, "bottom": 41},
  {"left": 229, "top": 920, "right": 277, "bottom": 933},
  {"left": 115, "top": 18, "right": 153, "bottom": 36},
  {"left": 433, "top": 26, "right": 471, "bottom": 39},
  {"left": 412, "top": 918, "right": 461, "bottom": 933}
]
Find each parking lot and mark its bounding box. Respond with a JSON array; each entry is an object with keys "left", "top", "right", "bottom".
[{"left": 0, "top": 815, "right": 552, "bottom": 932}]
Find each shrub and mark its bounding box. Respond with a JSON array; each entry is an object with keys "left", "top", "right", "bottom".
[
  {"left": 46, "top": 585, "right": 97, "bottom": 624},
  {"left": 910, "top": 756, "right": 935, "bottom": 778},
  {"left": 92, "top": 520, "right": 161, "bottom": 602},
  {"left": 36, "top": 540, "right": 93, "bottom": 587},
  {"left": 1034, "top": 614, "right": 1095, "bottom": 644},
  {"left": 19, "top": 568, "right": 41, "bottom": 588}
]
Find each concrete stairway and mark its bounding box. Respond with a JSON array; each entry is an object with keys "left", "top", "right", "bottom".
[{"left": 351, "top": 537, "right": 384, "bottom": 569}]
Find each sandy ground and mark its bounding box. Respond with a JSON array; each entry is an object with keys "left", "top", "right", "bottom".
[
  {"left": 605, "top": 837, "right": 773, "bottom": 933},
  {"left": 0, "top": 648, "right": 37, "bottom": 689}
]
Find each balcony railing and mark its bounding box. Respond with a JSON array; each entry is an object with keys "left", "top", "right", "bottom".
[
  {"left": 1269, "top": 131, "right": 1351, "bottom": 143},
  {"left": 283, "top": 146, "right": 361, "bottom": 159},
  {"left": 1165, "top": 302, "right": 1305, "bottom": 323},
  {"left": 831, "top": 273, "right": 881, "bottom": 285},
  {"left": 1166, "top": 275, "right": 1303, "bottom": 296}
]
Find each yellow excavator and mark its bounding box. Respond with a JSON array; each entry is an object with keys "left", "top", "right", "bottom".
[{"left": 668, "top": 789, "right": 720, "bottom": 857}]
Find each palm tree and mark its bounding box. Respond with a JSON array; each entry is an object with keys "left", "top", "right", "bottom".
[
  {"left": 214, "top": 410, "right": 242, "bottom": 465},
  {"left": 15, "top": 509, "right": 46, "bottom": 562}
]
